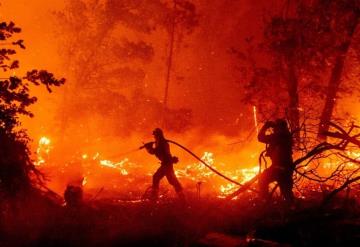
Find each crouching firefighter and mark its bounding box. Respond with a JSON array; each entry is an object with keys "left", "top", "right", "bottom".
[
  {"left": 258, "top": 119, "right": 295, "bottom": 204},
  {"left": 142, "top": 128, "right": 184, "bottom": 201}
]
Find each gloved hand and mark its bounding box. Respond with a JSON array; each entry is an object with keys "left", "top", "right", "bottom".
[
  {"left": 140, "top": 142, "right": 154, "bottom": 150},
  {"left": 172, "top": 156, "right": 179, "bottom": 164},
  {"left": 144, "top": 142, "right": 154, "bottom": 150}
]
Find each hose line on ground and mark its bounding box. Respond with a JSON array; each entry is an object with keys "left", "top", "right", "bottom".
[{"left": 166, "top": 139, "right": 241, "bottom": 186}]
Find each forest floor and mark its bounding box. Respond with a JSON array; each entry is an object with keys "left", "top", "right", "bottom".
[{"left": 1, "top": 190, "right": 360, "bottom": 247}]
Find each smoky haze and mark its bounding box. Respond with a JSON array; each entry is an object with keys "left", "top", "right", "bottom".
[
  {"left": 0, "top": 0, "right": 283, "bottom": 141},
  {"left": 4, "top": 0, "right": 359, "bottom": 191},
  {"left": 0, "top": 0, "right": 285, "bottom": 194}
]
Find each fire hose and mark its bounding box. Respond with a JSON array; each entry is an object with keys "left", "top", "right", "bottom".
[{"left": 140, "top": 139, "right": 241, "bottom": 186}]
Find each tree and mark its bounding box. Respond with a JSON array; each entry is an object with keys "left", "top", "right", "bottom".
[
  {"left": 235, "top": 0, "right": 360, "bottom": 142},
  {"left": 0, "top": 21, "right": 65, "bottom": 198},
  {"left": 315, "top": 0, "right": 360, "bottom": 140},
  {"left": 54, "top": 0, "right": 197, "bottom": 137}
]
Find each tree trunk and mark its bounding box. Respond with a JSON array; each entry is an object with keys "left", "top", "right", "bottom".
[
  {"left": 318, "top": 53, "right": 347, "bottom": 140},
  {"left": 162, "top": 0, "right": 177, "bottom": 127},
  {"left": 318, "top": 17, "right": 359, "bottom": 140},
  {"left": 287, "top": 59, "right": 300, "bottom": 141}
]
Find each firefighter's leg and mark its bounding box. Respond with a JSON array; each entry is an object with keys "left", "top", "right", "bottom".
[
  {"left": 166, "top": 166, "right": 184, "bottom": 199},
  {"left": 152, "top": 166, "right": 166, "bottom": 200},
  {"left": 259, "top": 168, "right": 276, "bottom": 201},
  {"left": 278, "top": 172, "right": 294, "bottom": 204},
  {"left": 166, "top": 166, "right": 183, "bottom": 192}
]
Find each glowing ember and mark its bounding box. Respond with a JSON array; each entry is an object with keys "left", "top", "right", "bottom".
[{"left": 93, "top": 152, "right": 100, "bottom": 160}]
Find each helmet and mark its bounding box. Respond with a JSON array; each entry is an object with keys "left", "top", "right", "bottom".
[
  {"left": 275, "top": 119, "right": 288, "bottom": 130},
  {"left": 152, "top": 128, "right": 164, "bottom": 137}
]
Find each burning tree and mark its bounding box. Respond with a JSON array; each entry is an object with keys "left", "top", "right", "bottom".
[{"left": 0, "top": 21, "right": 65, "bottom": 199}]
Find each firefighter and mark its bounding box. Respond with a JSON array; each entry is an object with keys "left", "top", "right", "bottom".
[
  {"left": 258, "top": 119, "right": 295, "bottom": 203},
  {"left": 144, "top": 128, "right": 184, "bottom": 201}
]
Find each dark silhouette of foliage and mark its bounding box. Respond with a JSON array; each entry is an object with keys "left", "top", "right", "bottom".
[
  {"left": 235, "top": 0, "right": 360, "bottom": 141},
  {"left": 0, "top": 21, "right": 65, "bottom": 197}
]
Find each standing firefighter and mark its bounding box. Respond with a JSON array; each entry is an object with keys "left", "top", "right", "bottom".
[
  {"left": 143, "top": 128, "right": 184, "bottom": 201},
  {"left": 258, "top": 119, "right": 295, "bottom": 203}
]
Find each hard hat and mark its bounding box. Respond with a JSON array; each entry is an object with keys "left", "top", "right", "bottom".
[
  {"left": 152, "top": 128, "right": 163, "bottom": 136},
  {"left": 275, "top": 119, "right": 288, "bottom": 129}
]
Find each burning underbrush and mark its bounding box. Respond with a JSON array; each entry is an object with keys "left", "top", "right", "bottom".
[
  {"left": 1, "top": 130, "right": 360, "bottom": 247},
  {"left": 32, "top": 130, "right": 360, "bottom": 205},
  {"left": 33, "top": 134, "right": 263, "bottom": 201}
]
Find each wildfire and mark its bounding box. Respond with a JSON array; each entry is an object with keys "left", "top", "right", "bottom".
[
  {"left": 99, "top": 159, "right": 129, "bottom": 175},
  {"left": 240, "top": 166, "right": 260, "bottom": 182},
  {"left": 321, "top": 150, "right": 360, "bottom": 171},
  {"left": 81, "top": 152, "right": 130, "bottom": 175},
  {"left": 174, "top": 151, "right": 259, "bottom": 196},
  {"left": 35, "top": 137, "right": 261, "bottom": 198},
  {"left": 35, "top": 136, "right": 51, "bottom": 166}
]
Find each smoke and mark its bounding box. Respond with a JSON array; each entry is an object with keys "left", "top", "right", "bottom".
[
  {"left": 0, "top": 0, "right": 275, "bottom": 138},
  {"left": 3, "top": 0, "right": 359, "bottom": 197}
]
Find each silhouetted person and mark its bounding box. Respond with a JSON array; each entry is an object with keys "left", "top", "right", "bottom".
[
  {"left": 258, "top": 119, "right": 295, "bottom": 203},
  {"left": 144, "top": 128, "right": 184, "bottom": 201},
  {"left": 64, "top": 184, "right": 83, "bottom": 208}
]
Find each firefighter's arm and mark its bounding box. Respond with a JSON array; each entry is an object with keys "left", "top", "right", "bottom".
[
  {"left": 258, "top": 121, "right": 274, "bottom": 143},
  {"left": 164, "top": 142, "right": 171, "bottom": 157},
  {"left": 143, "top": 142, "right": 155, "bottom": 154}
]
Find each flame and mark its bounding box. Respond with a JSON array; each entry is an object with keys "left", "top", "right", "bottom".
[
  {"left": 33, "top": 132, "right": 360, "bottom": 200},
  {"left": 319, "top": 150, "right": 360, "bottom": 171},
  {"left": 82, "top": 176, "right": 88, "bottom": 186},
  {"left": 34, "top": 138, "right": 261, "bottom": 198},
  {"left": 99, "top": 158, "right": 129, "bottom": 176},
  {"left": 93, "top": 152, "right": 100, "bottom": 160},
  {"left": 216, "top": 166, "right": 259, "bottom": 197},
  {"left": 39, "top": 136, "right": 51, "bottom": 146},
  {"left": 35, "top": 136, "right": 51, "bottom": 166},
  {"left": 240, "top": 166, "right": 260, "bottom": 182},
  {"left": 174, "top": 151, "right": 259, "bottom": 197}
]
